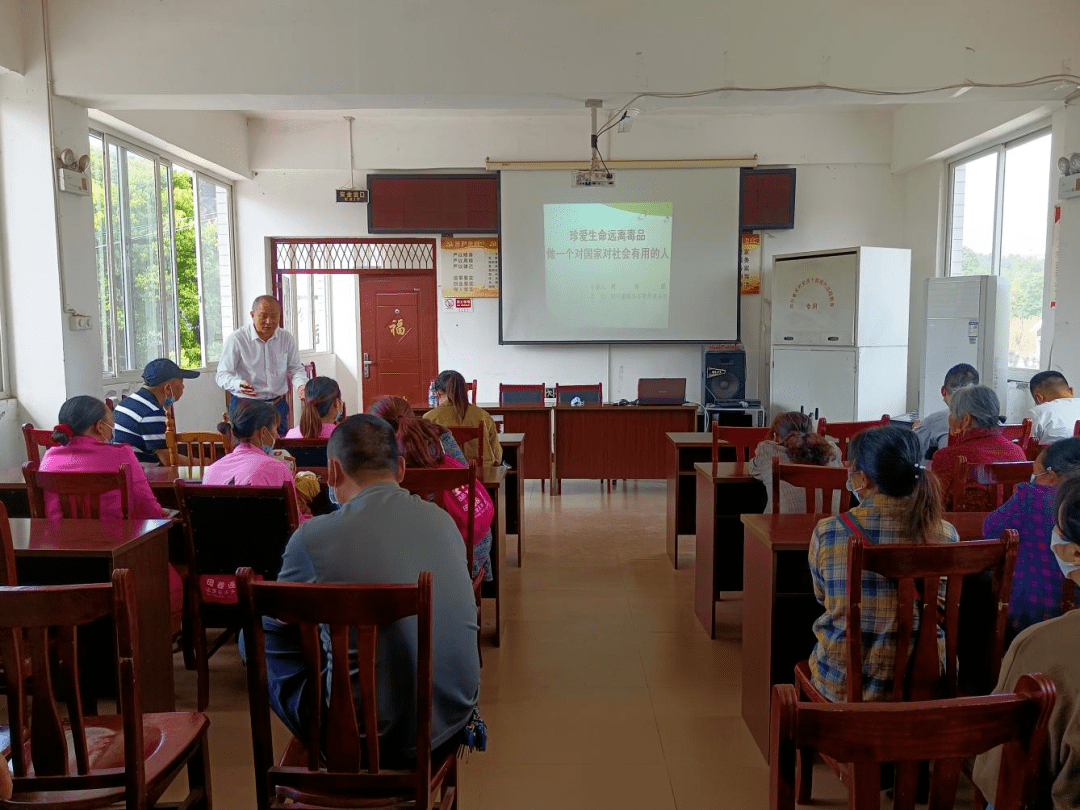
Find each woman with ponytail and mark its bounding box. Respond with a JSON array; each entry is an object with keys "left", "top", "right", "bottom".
[
  {"left": 285, "top": 377, "right": 342, "bottom": 439},
  {"left": 423, "top": 370, "right": 502, "bottom": 467},
  {"left": 748, "top": 411, "right": 843, "bottom": 513},
  {"left": 372, "top": 395, "right": 495, "bottom": 580},
  {"left": 808, "top": 424, "right": 958, "bottom": 702},
  {"left": 39, "top": 395, "right": 184, "bottom": 634}
]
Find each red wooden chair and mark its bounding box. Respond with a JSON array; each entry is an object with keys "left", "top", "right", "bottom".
[
  {"left": 498, "top": 383, "right": 545, "bottom": 406},
  {"left": 20, "top": 423, "right": 57, "bottom": 465},
  {"left": 238, "top": 569, "right": 458, "bottom": 810},
  {"left": 711, "top": 424, "right": 769, "bottom": 471},
  {"left": 465, "top": 378, "right": 478, "bottom": 405},
  {"left": 1074, "top": 419, "right": 1080, "bottom": 438},
  {"left": 771, "top": 675, "right": 1056, "bottom": 810},
  {"left": 447, "top": 425, "right": 485, "bottom": 468},
  {"left": 793, "top": 530, "right": 1019, "bottom": 803},
  {"left": 0, "top": 569, "right": 212, "bottom": 809},
  {"left": 950, "top": 457, "right": 1034, "bottom": 512},
  {"left": 22, "top": 462, "right": 130, "bottom": 519},
  {"left": 1000, "top": 418, "right": 1033, "bottom": 447},
  {"left": 817, "top": 415, "right": 890, "bottom": 461},
  {"left": 554, "top": 383, "right": 602, "bottom": 406},
  {"left": 770, "top": 458, "right": 852, "bottom": 515},
  {"left": 401, "top": 463, "right": 483, "bottom": 655}
]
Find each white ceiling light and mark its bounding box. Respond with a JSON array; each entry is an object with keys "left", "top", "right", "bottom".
[{"left": 617, "top": 108, "right": 641, "bottom": 133}]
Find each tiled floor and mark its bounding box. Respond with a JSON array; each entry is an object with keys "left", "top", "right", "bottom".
[{"left": 174, "top": 479, "right": 850, "bottom": 808}]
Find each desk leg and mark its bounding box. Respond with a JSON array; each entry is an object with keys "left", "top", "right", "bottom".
[
  {"left": 515, "top": 439, "right": 524, "bottom": 566},
  {"left": 665, "top": 443, "right": 679, "bottom": 568},
  {"left": 482, "top": 482, "right": 506, "bottom": 647},
  {"left": 114, "top": 530, "right": 176, "bottom": 713},
  {"left": 694, "top": 475, "right": 717, "bottom": 638},
  {"left": 742, "top": 535, "right": 776, "bottom": 761}
]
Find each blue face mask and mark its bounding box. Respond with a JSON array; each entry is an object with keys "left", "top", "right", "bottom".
[
  {"left": 845, "top": 473, "right": 859, "bottom": 493},
  {"left": 329, "top": 487, "right": 340, "bottom": 507},
  {"left": 163, "top": 387, "right": 176, "bottom": 408}
]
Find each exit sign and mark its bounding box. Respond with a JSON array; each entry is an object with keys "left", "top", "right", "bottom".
[{"left": 336, "top": 188, "right": 368, "bottom": 203}]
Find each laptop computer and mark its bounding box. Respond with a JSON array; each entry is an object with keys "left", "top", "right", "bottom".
[{"left": 637, "top": 378, "right": 687, "bottom": 406}]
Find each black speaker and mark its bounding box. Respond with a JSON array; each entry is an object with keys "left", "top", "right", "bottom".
[{"left": 703, "top": 349, "right": 746, "bottom": 405}]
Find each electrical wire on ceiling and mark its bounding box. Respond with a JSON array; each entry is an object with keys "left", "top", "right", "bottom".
[{"left": 596, "top": 74, "right": 1080, "bottom": 131}]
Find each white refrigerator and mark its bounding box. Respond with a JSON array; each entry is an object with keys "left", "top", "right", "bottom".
[{"left": 769, "top": 247, "right": 911, "bottom": 422}]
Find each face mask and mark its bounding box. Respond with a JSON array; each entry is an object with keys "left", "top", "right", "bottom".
[
  {"left": 335, "top": 408, "right": 344, "bottom": 423},
  {"left": 163, "top": 387, "right": 176, "bottom": 408},
  {"left": 845, "top": 472, "right": 861, "bottom": 493},
  {"left": 100, "top": 421, "right": 114, "bottom": 443},
  {"left": 328, "top": 487, "right": 340, "bottom": 507},
  {"left": 260, "top": 428, "right": 275, "bottom": 455}
]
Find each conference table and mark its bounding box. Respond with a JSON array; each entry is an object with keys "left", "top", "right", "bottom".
[
  {"left": 739, "top": 510, "right": 992, "bottom": 761},
  {"left": 12, "top": 517, "right": 175, "bottom": 714},
  {"left": 485, "top": 406, "right": 553, "bottom": 487},
  {"left": 693, "top": 460, "right": 769, "bottom": 637},
  {"left": 496, "top": 433, "right": 525, "bottom": 566}
]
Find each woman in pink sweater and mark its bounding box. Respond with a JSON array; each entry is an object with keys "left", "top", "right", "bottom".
[{"left": 39, "top": 395, "right": 182, "bottom": 633}]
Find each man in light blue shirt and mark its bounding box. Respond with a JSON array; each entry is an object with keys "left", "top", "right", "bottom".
[
  {"left": 914, "top": 363, "right": 979, "bottom": 460},
  {"left": 255, "top": 414, "right": 480, "bottom": 762}
]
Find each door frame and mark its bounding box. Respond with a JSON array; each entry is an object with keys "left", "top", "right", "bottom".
[{"left": 268, "top": 237, "right": 439, "bottom": 408}]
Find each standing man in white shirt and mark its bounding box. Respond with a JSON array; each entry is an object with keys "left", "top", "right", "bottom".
[
  {"left": 216, "top": 295, "right": 309, "bottom": 435},
  {"left": 1030, "top": 370, "right": 1080, "bottom": 442}
]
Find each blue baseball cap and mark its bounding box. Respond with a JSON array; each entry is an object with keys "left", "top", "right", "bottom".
[{"left": 143, "top": 358, "right": 200, "bottom": 387}]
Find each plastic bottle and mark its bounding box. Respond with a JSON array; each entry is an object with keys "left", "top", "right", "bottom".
[{"left": 428, "top": 380, "right": 438, "bottom": 409}]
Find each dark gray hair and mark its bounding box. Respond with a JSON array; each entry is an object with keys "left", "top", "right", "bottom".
[
  {"left": 948, "top": 385, "right": 1002, "bottom": 429},
  {"left": 943, "top": 363, "right": 979, "bottom": 394},
  {"left": 327, "top": 414, "right": 400, "bottom": 476}
]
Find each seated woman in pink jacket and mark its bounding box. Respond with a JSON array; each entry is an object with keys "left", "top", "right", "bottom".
[
  {"left": 204, "top": 399, "right": 307, "bottom": 525},
  {"left": 284, "top": 376, "right": 342, "bottom": 439},
  {"left": 39, "top": 395, "right": 183, "bottom": 634}
]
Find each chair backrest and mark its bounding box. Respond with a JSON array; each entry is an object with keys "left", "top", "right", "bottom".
[
  {"left": 770, "top": 675, "right": 1056, "bottom": 810},
  {"left": 175, "top": 481, "right": 299, "bottom": 591},
  {"left": 712, "top": 424, "right": 769, "bottom": 468},
  {"left": 464, "top": 378, "right": 477, "bottom": 405},
  {"left": 555, "top": 383, "right": 602, "bottom": 406},
  {"left": 20, "top": 423, "right": 56, "bottom": 465},
  {"left": 951, "top": 457, "right": 1034, "bottom": 512},
  {"left": 238, "top": 569, "right": 436, "bottom": 809},
  {"left": 0, "top": 502, "right": 17, "bottom": 587},
  {"left": 275, "top": 438, "right": 329, "bottom": 472},
  {"left": 1075, "top": 419, "right": 1080, "bottom": 438},
  {"left": 770, "top": 458, "right": 852, "bottom": 515},
  {"left": 400, "top": 463, "right": 477, "bottom": 576},
  {"left": 0, "top": 570, "right": 148, "bottom": 801},
  {"left": 1000, "top": 418, "right": 1033, "bottom": 447},
  {"left": 447, "top": 425, "right": 485, "bottom": 467},
  {"left": 498, "top": 383, "right": 545, "bottom": 406},
  {"left": 817, "top": 415, "right": 890, "bottom": 460},
  {"left": 303, "top": 361, "right": 317, "bottom": 380},
  {"left": 844, "top": 531, "right": 1018, "bottom": 703},
  {"left": 22, "top": 461, "right": 130, "bottom": 519}
]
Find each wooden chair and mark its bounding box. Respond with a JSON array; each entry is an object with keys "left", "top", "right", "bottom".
[
  {"left": 22, "top": 462, "right": 130, "bottom": 519},
  {"left": 401, "top": 463, "right": 483, "bottom": 655},
  {"left": 164, "top": 406, "right": 228, "bottom": 470},
  {"left": 950, "top": 457, "right": 1034, "bottom": 512},
  {"left": 817, "top": 414, "right": 890, "bottom": 460},
  {"left": 771, "top": 675, "right": 1056, "bottom": 810},
  {"left": 555, "top": 383, "right": 602, "bottom": 405},
  {"left": 447, "top": 424, "right": 485, "bottom": 468},
  {"left": 465, "top": 378, "right": 478, "bottom": 405},
  {"left": 1075, "top": 419, "right": 1080, "bottom": 438},
  {"left": 20, "top": 423, "right": 56, "bottom": 465},
  {"left": 1000, "top": 418, "right": 1033, "bottom": 447},
  {"left": 770, "top": 458, "right": 852, "bottom": 515},
  {"left": 238, "top": 569, "right": 458, "bottom": 810},
  {"left": 175, "top": 480, "right": 300, "bottom": 711},
  {"left": 0, "top": 569, "right": 212, "bottom": 809},
  {"left": 275, "top": 438, "right": 329, "bottom": 473},
  {"left": 793, "top": 530, "right": 1019, "bottom": 803},
  {"left": 303, "top": 361, "right": 317, "bottom": 379},
  {"left": 1064, "top": 578, "right": 1077, "bottom": 612},
  {"left": 712, "top": 424, "right": 769, "bottom": 470},
  {"left": 498, "top": 383, "right": 545, "bottom": 405}
]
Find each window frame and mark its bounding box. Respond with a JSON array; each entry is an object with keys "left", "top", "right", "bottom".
[
  {"left": 279, "top": 270, "right": 334, "bottom": 356},
  {"left": 944, "top": 122, "right": 1054, "bottom": 374},
  {"left": 91, "top": 126, "right": 240, "bottom": 381}
]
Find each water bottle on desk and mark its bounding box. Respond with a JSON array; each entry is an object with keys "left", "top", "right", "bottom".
[{"left": 428, "top": 380, "right": 438, "bottom": 409}]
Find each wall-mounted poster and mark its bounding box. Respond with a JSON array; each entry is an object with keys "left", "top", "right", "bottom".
[
  {"left": 740, "top": 233, "right": 761, "bottom": 295},
  {"left": 440, "top": 237, "right": 499, "bottom": 298}
]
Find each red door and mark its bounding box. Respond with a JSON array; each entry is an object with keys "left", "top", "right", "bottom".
[{"left": 359, "top": 274, "right": 438, "bottom": 411}]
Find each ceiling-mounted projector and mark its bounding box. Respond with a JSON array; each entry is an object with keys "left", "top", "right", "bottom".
[{"left": 572, "top": 168, "right": 614, "bottom": 187}]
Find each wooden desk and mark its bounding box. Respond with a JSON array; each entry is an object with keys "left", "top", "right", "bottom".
[
  {"left": 11, "top": 518, "right": 175, "bottom": 714},
  {"left": 478, "top": 466, "right": 506, "bottom": 647},
  {"left": 739, "top": 510, "right": 991, "bottom": 761},
  {"left": 483, "top": 405, "right": 553, "bottom": 487},
  {"left": 498, "top": 433, "right": 525, "bottom": 565},
  {"left": 665, "top": 433, "right": 736, "bottom": 568},
  {"left": 693, "top": 461, "right": 768, "bottom": 637},
  {"left": 555, "top": 405, "right": 697, "bottom": 493}
]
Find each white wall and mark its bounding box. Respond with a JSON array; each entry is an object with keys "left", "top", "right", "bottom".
[
  {"left": 45, "top": 0, "right": 1080, "bottom": 112},
  {"left": 1049, "top": 104, "right": 1080, "bottom": 386},
  {"left": 233, "top": 111, "right": 903, "bottom": 407},
  {"left": 0, "top": 0, "right": 24, "bottom": 75}
]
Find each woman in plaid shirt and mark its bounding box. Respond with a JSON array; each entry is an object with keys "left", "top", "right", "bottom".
[{"left": 808, "top": 425, "right": 959, "bottom": 702}]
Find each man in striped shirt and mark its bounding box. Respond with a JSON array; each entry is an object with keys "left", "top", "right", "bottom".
[{"left": 113, "top": 358, "right": 200, "bottom": 465}]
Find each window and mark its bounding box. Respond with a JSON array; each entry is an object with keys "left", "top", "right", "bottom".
[
  {"left": 280, "top": 272, "right": 332, "bottom": 353},
  {"left": 946, "top": 128, "right": 1053, "bottom": 369},
  {"left": 91, "top": 130, "right": 236, "bottom": 376}
]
